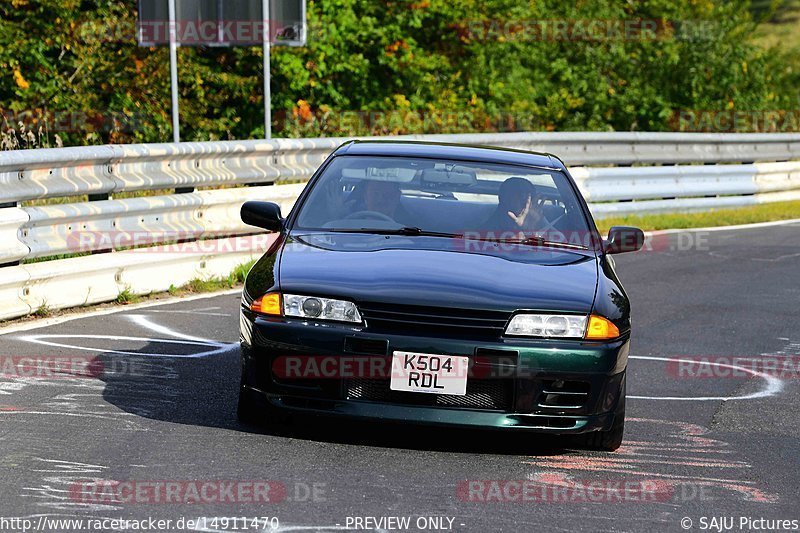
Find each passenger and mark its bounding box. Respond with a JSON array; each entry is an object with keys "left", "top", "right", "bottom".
[{"left": 484, "top": 177, "right": 544, "bottom": 234}]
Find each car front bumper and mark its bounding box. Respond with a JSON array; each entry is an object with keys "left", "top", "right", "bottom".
[{"left": 240, "top": 311, "right": 628, "bottom": 434}]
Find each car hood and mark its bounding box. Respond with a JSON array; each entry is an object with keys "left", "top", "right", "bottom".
[{"left": 278, "top": 233, "right": 599, "bottom": 314}]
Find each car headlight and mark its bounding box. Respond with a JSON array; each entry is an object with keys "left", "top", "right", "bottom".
[
  {"left": 251, "top": 292, "right": 363, "bottom": 323},
  {"left": 504, "top": 314, "right": 619, "bottom": 340},
  {"left": 283, "top": 294, "right": 362, "bottom": 323}
]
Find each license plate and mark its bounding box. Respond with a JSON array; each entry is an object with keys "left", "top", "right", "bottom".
[{"left": 390, "top": 352, "right": 469, "bottom": 396}]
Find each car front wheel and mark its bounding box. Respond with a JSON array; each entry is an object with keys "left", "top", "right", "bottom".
[
  {"left": 237, "top": 385, "right": 262, "bottom": 424},
  {"left": 237, "top": 362, "right": 292, "bottom": 427},
  {"left": 579, "top": 377, "right": 625, "bottom": 452}
]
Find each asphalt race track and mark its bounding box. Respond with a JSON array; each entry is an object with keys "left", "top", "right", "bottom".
[{"left": 1, "top": 221, "right": 798, "bottom": 533}]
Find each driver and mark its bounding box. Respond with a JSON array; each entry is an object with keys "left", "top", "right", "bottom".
[
  {"left": 309, "top": 178, "right": 413, "bottom": 227},
  {"left": 351, "top": 180, "right": 413, "bottom": 224}
]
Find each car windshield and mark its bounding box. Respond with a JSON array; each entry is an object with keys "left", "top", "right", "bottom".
[{"left": 294, "top": 155, "right": 593, "bottom": 248}]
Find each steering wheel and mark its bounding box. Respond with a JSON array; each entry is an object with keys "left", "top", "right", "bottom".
[{"left": 343, "top": 210, "right": 396, "bottom": 222}]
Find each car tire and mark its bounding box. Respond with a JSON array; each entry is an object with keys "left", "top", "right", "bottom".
[
  {"left": 237, "top": 385, "right": 294, "bottom": 424},
  {"left": 237, "top": 350, "right": 260, "bottom": 425},
  {"left": 580, "top": 378, "right": 625, "bottom": 452},
  {"left": 237, "top": 386, "right": 262, "bottom": 425}
]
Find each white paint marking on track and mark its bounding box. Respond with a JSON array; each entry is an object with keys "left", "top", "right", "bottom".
[
  {"left": 16, "top": 313, "right": 236, "bottom": 360},
  {"left": 127, "top": 314, "right": 238, "bottom": 356},
  {"left": 146, "top": 310, "right": 231, "bottom": 317},
  {"left": 0, "top": 289, "right": 241, "bottom": 336},
  {"left": 0, "top": 382, "right": 26, "bottom": 395},
  {"left": 126, "top": 314, "right": 223, "bottom": 344},
  {"left": 0, "top": 410, "right": 146, "bottom": 428},
  {"left": 30, "top": 458, "right": 106, "bottom": 474},
  {"left": 16, "top": 334, "right": 231, "bottom": 358},
  {"left": 751, "top": 252, "right": 800, "bottom": 262},
  {"left": 628, "top": 355, "right": 784, "bottom": 401}
]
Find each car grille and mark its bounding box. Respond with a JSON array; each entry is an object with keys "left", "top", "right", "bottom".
[
  {"left": 358, "top": 302, "right": 511, "bottom": 339},
  {"left": 344, "top": 377, "right": 514, "bottom": 411}
]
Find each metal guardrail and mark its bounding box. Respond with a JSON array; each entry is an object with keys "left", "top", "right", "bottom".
[
  {"left": 574, "top": 161, "right": 800, "bottom": 215},
  {"left": 0, "top": 235, "right": 276, "bottom": 321},
  {"left": 0, "top": 138, "right": 334, "bottom": 204},
  {"left": 3, "top": 161, "right": 797, "bottom": 264},
  {"left": 0, "top": 131, "right": 798, "bottom": 322},
  {"left": 2, "top": 132, "right": 799, "bottom": 204},
  {"left": 19, "top": 184, "right": 304, "bottom": 261}
]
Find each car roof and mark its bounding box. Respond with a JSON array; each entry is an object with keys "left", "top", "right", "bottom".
[{"left": 333, "top": 140, "right": 565, "bottom": 171}]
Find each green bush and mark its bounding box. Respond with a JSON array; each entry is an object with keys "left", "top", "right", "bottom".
[{"left": 1, "top": 0, "right": 798, "bottom": 146}]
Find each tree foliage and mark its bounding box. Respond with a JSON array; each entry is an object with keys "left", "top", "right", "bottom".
[{"left": 1, "top": 0, "right": 798, "bottom": 147}]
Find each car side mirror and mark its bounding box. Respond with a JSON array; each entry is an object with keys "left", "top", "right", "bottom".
[
  {"left": 604, "top": 226, "right": 645, "bottom": 254},
  {"left": 241, "top": 201, "right": 283, "bottom": 232}
]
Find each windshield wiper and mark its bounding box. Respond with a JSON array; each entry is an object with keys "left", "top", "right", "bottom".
[
  {"left": 469, "top": 234, "right": 589, "bottom": 250},
  {"left": 327, "top": 227, "right": 460, "bottom": 238}
]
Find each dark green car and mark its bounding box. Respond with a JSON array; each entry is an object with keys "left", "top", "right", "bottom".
[{"left": 238, "top": 141, "right": 643, "bottom": 451}]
